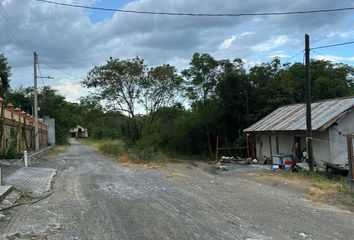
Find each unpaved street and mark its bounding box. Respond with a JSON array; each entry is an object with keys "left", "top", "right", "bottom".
[{"left": 1, "top": 140, "right": 354, "bottom": 240}]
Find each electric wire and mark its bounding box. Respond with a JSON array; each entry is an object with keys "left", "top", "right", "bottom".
[
  {"left": 37, "top": 62, "right": 46, "bottom": 87},
  {"left": 312, "top": 50, "right": 354, "bottom": 66},
  {"left": 282, "top": 50, "right": 305, "bottom": 63},
  {"left": 312, "top": 41, "right": 354, "bottom": 50},
  {"left": 39, "top": 60, "right": 85, "bottom": 79},
  {"left": 0, "top": 5, "right": 32, "bottom": 58},
  {"left": 35, "top": 0, "right": 354, "bottom": 17},
  {"left": 0, "top": 5, "right": 32, "bottom": 52}
]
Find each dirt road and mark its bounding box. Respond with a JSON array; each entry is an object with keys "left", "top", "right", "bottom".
[{"left": 1, "top": 140, "right": 353, "bottom": 239}]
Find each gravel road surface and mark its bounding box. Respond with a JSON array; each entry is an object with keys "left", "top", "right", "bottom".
[{"left": 0, "top": 140, "right": 353, "bottom": 240}]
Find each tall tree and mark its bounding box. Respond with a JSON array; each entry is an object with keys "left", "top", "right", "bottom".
[
  {"left": 0, "top": 53, "right": 11, "bottom": 96},
  {"left": 182, "top": 53, "right": 220, "bottom": 156},
  {"left": 83, "top": 57, "right": 145, "bottom": 118},
  {"left": 311, "top": 60, "right": 354, "bottom": 100},
  {"left": 216, "top": 58, "right": 249, "bottom": 143},
  {"left": 139, "top": 64, "right": 182, "bottom": 116}
]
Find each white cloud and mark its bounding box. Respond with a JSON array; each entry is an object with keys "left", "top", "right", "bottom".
[
  {"left": 313, "top": 54, "right": 354, "bottom": 63},
  {"left": 218, "top": 32, "right": 254, "bottom": 50},
  {"left": 269, "top": 51, "right": 290, "bottom": 59},
  {"left": 52, "top": 79, "right": 89, "bottom": 102},
  {"left": 219, "top": 35, "right": 237, "bottom": 50},
  {"left": 0, "top": 0, "right": 353, "bottom": 102},
  {"left": 251, "top": 35, "right": 289, "bottom": 52}
]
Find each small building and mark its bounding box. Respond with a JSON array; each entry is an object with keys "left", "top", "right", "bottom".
[
  {"left": 70, "top": 125, "right": 88, "bottom": 138},
  {"left": 244, "top": 96, "right": 354, "bottom": 167}
]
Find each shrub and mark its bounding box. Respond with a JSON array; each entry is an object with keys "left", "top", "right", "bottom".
[{"left": 97, "top": 139, "right": 126, "bottom": 156}]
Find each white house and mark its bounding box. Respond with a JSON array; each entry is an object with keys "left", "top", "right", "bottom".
[
  {"left": 244, "top": 96, "right": 354, "bottom": 167},
  {"left": 70, "top": 125, "right": 88, "bottom": 138}
]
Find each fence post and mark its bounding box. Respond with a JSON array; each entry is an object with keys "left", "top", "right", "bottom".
[{"left": 24, "top": 150, "right": 28, "bottom": 167}]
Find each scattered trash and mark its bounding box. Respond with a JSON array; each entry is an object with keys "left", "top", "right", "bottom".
[
  {"left": 252, "top": 159, "right": 258, "bottom": 164},
  {"left": 296, "top": 162, "right": 310, "bottom": 171},
  {"left": 215, "top": 162, "right": 228, "bottom": 171},
  {"left": 298, "top": 232, "right": 308, "bottom": 239},
  {"left": 271, "top": 165, "right": 279, "bottom": 171},
  {"left": 284, "top": 164, "right": 292, "bottom": 171}
]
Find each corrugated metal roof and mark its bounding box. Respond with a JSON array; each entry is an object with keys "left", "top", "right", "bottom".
[{"left": 244, "top": 96, "right": 354, "bottom": 132}]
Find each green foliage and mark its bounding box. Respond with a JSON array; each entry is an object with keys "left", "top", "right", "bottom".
[
  {"left": 128, "top": 146, "right": 159, "bottom": 162},
  {"left": 140, "top": 64, "right": 182, "bottom": 115},
  {"left": 0, "top": 53, "right": 11, "bottom": 96},
  {"left": 83, "top": 57, "right": 145, "bottom": 118},
  {"left": 5, "top": 53, "right": 354, "bottom": 160},
  {"left": 79, "top": 55, "right": 354, "bottom": 160},
  {"left": 97, "top": 139, "right": 126, "bottom": 156}
]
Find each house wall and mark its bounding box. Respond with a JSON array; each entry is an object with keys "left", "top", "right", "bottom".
[
  {"left": 253, "top": 130, "right": 330, "bottom": 166},
  {"left": 328, "top": 110, "right": 354, "bottom": 165},
  {"left": 70, "top": 125, "right": 88, "bottom": 138},
  {"left": 312, "top": 130, "right": 330, "bottom": 166}
]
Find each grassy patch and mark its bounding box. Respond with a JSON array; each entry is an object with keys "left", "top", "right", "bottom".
[
  {"left": 78, "top": 138, "right": 100, "bottom": 150},
  {"left": 256, "top": 171, "right": 354, "bottom": 211},
  {"left": 39, "top": 145, "right": 69, "bottom": 163},
  {"left": 44, "top": 145, "right": 69, "bottom": 157},
  {"left": 81, "top": 138, "right": 208, "bottom": 169},
  {"left": 80, "top": 138, "right": 126, "bottom": 156},
  {"left": 98, "top": 139, "right": 125, "bottom": 156}
]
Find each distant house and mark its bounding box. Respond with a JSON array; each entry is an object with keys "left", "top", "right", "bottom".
[
  {"left": 70, "top": 125, "right": 88, "bottom": 138},
  {"left": 244, "top": 96, "right": 354, "bottom": 167}
]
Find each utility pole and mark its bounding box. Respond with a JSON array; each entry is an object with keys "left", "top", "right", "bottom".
[
  {"left": 305, "top": 34, "right": 315, "bottom": 172},
  {"left": 34, "top": 52, "right": 39, "bottom": 151}
]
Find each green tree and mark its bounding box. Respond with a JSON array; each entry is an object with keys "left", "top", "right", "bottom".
[
  {"left": 83, "top": 57, "right": 145, "bottom": 118},
  {"left": 216, "top": 58, "right": 250, "bottom": 144},
  {"left": 311, "top": 60, "right": 354, "bottom": 100},
  {"left": 0, "top": 53, "right": 11, "bottom": 96},
  {"left": 182, "top": 53, "right": 220, "bottom": 156},
  {"left": 139, "top": 64, "right": 182, "bottom": 116}
]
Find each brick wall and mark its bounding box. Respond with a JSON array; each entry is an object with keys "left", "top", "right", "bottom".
[{"left": 0, "top": 97, "right": 48, "bottom": 152}]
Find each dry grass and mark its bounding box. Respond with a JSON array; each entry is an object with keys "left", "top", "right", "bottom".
[
  {"left": 254, "top": 171, "right": 354, "bottom": 211},
  {"left": 165, "top": 172, "right": 189, "bottom": 180},
  {"left": 115, "top": 154, "right": 196, "bottom": 171},
  {"left": 116, "top": 154, "right": 169, "bottom": 169},
  {"left": 41, "top": 145, "right": 69, "bottom": 161}
]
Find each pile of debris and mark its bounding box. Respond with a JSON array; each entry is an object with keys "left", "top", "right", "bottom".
[
  {"left": 219, "top": 156, "right": 243, "bottom": 163},
  {"left": 214, "top": 156, "right": 258, "bottom": 171}
]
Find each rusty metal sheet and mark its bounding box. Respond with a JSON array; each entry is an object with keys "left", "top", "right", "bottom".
[{"left": 244, "top": 97, "right": 354, "bottom": 132}]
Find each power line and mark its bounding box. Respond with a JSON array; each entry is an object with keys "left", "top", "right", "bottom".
[
  {"left": 312, "top": 41, "right": 354, "bottom": 50},
  {"left": 0, "top": 5, "right": 32, "bottom": 57},
  {"left": 312, "top": 50, "right": 354, "bottom": 66},
  {"left": 282, "top": 50, "right": 304, "bottom": 63},
  {"left": 35, "top": 0, "right": 354, "bottom": 17},
  {"left": 37, "top": 62, "right": 46, "bottom": 87},
  {"left": 39, "top": 60, "right": 85, "bottom": 79}
]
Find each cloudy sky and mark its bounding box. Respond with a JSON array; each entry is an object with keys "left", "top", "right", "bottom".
[{"left": 1, "top": 0, "right": 354, "bottom": 102}]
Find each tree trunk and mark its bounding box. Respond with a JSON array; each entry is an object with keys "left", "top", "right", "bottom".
[{"left": 206, "top": 130, "right": 213, "bottom": 157}]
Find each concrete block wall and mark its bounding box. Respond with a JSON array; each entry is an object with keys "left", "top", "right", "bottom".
[{"left": 0, "top": 97, "right": 48, "bottom": 151}]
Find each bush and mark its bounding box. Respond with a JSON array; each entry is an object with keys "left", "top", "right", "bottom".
[
  {"left": 0, "top": 147, "right": 23, "bottom": 159},
  {"left": 97, "top": 139, "right": 126, "bottom": 156}
]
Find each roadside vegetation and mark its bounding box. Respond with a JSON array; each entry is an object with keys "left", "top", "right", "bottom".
[
  {"left": 255, "top": 171, "right": 354, "bottom": 211},
  {"left": 1, "top": 52, "right": 354, "bottom": 160},
  {"left": 80, "top": 138, "right": 126, "bottom": 156}
]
